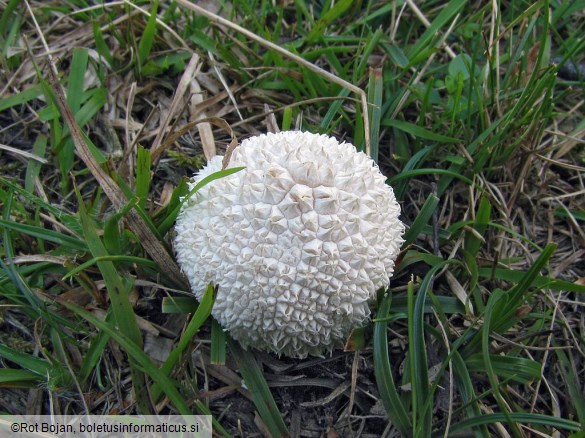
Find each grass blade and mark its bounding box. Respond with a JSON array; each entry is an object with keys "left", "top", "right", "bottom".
[
  {"left": 24, "top": 134, "right": 47, "bottom": 193},
  {"left": 555, "top": 348, "right": 585, "bottom": 427},
  {"left": 368, "top": 67, "right": 383, "bottom": 162},
  {"left": 161, "top": 296, "right": 198, "bottom": 313},
  {"left": 464, "top": 195, "right": 491, "bottom": 257},
  {"left": 58, "top": 300, "right": 190, "bottom": 415},
  {"left": 0, "top": 344, "right": 51, "bottom": 376},
  {"left": 491, "top": 243, "right": 558, "bottom": 334},
  {"left": 79, "top": 320, "right": 111, "bottom": 385},
  {"left": 402, "top": 193, "right": 440, "bottom": 247},
  {"left": 0, "top": 369, "right": 44, "bottom": 386},
  {"left": 466, "top": 353, "right": 542, "bottom": 384},
  {"left": 0, "top": 84, "right": 43, "bottom": 112},
  {"left": 65, "top": 299, "right": 231, "bottom": 437},
  {"left": 135, "top": 146, "right": 152, "bottom": 210},
  {"left": 450, "top": 352, "right": 489, "bottom": 437},
  {"left": 211, "top": 318, "right": 226, "bottom": 365},
  {"left": 67, "top": 48, "right": 89, "bottom": 113},
  {"left": 387, "top": 168, "right": 473, "bottom": 186},
  {"left": 63, "top": 255, "right": 158, "bottom": 280},
  {"left": 449, "top": 412, "right": 582, "bottom": 434},
  {"left": 407, "top": 0, "right": 466, "bottom": 62},
  {"left": 0, "top": 219, "right": 87, "bottom": 251},
  {"left": 228, "top": 338, "right": 289, "bottom": 437},
  {"left": 373, "top": 292, "right": 412, "bottom": 435},
  {"left": 0, "top": 0, "right": 20, "bottom": 36},
  {"left": 306, "top": 0, "right": 353, "bottom": 43},
  {"left": 78, "top": 197, "right": 152, "bottom": 414},
  {"left": 92, "top": 21, "right": 114, "bottom": 66},
  {"left": 138, "top": 1, "right": 159, "bottom": 69},
  {"left": 151, "top": 284, "right": 214, "bottom": 401},
  {"left": 157, "top": 167, "right": 245, "bottom": 235},
  {"left": 408, "top": 279, "right": 431, "bottom": 437},
  {"left": 482, "top": 289, "right": 522, "bottom": 437},
  {"left": 382, "top": 118, "right": 460, "bottom": 143}
]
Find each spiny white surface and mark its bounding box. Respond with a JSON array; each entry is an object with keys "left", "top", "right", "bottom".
[{"left": 174, "top": 131, "right": 404, "bottom": 358}]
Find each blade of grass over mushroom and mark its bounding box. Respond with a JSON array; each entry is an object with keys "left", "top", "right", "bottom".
[
  {"left": 77, "top": 195, "right": 153, "bottom": 414},
  {"left": 157, "top": 166, "right": 245, "bottom": 236},
  {"left": 228, "top": 338, "right": 290, "bottom": 438},
  {"left": 373, "top": 292, "right": 412, "bottom": 435},
  {"left": 174, "top": 131, "right": 404, "bottom": 358}
]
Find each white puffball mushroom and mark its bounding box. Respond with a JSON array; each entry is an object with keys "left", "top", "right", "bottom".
[{"left": 174, "top": 131, "right": 405, "bottom": 358}]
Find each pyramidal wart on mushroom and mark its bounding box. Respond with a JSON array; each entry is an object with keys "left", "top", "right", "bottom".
[{"left": 174, "top": 131, "right": 404, "bottom": 358}]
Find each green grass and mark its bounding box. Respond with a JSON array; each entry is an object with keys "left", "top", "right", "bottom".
[{"left": 1, "top": 0, "right": 584, "bottom": 436}]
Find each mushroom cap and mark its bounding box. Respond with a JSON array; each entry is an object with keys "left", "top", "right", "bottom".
[{"left": 174, "top": 131, "right": 404, "bottom": 358}]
